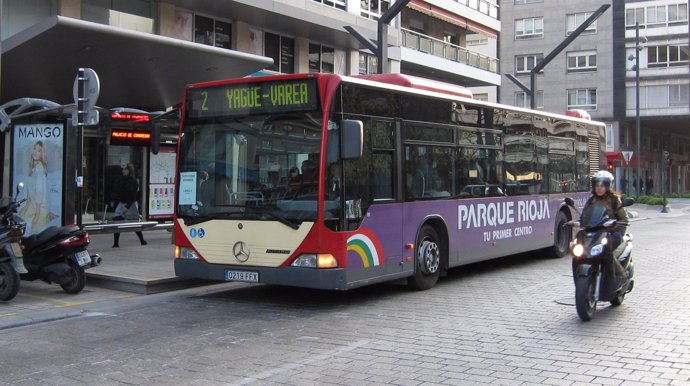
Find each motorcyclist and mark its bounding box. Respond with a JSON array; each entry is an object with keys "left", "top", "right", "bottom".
[{"left": 573, "top": 170, "right": 629, "bottom": 284}]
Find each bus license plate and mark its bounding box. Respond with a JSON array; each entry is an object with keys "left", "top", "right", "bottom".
[
  {"left": 225, "top": 270, "right": 258, "bottom": 283},
  {"left": 75, "top": 250, "right": 92, "bottom": 267}
]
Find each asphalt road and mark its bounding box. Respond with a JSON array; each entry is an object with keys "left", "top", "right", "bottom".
[{"left": 1, "top": 203, "right": 689, "bottom": 385}]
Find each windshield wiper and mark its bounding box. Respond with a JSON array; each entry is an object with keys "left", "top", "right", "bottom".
[
  {"left": 181, "top": 208, "right": 300, "bottom": 229},
  {"left": 182, "top": 211, "right": 245, "bottom": 226},
  {"left": 258, "top": 211, "right": 301, "bottom": 230}
]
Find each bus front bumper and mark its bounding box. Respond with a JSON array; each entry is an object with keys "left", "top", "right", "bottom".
[{"left": 174, "top": 259, "right": 349, "bottom": 290}]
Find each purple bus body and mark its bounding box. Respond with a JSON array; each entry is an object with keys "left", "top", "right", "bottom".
[{"left": 347, "top": 193, "right": 589, "bottom": 272}]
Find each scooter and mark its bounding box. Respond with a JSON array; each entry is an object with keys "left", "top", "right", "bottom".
[
  {"left": 0, "top": 183, "right": 27, "bottom": 301},
  {"left": 20, "top": 225, "right": 102, "bottom": 294},
  {"left": 564, "top": 197, "right": 635, "bottom": 321}
]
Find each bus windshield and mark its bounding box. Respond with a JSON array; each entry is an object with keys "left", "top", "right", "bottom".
[{"left": 176, "top": 112, "right": 323, "bottom": 227}]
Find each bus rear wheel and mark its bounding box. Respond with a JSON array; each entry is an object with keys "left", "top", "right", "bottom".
[{"left": 408, "top": 225, "right": 441, "bottom": 290}]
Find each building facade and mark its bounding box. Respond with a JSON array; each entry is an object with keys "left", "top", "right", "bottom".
[
  {"left": 0, "top": 0, "right": 499, "bottom": 226},
  {"left": 500, "top": 0, "right": 690, "bottom": 195}
]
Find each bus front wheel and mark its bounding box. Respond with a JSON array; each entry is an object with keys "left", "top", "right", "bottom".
[{"left": 408, "top": 225, "right": 441, "bottom": 290}]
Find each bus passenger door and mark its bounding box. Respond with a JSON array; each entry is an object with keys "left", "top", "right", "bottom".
[{"left": 341, "top": 119, "right": 404, "bottom": 276}]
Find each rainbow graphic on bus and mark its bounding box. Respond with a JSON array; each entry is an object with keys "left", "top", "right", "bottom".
[{"left": 347, "top": 229, "right": 384, "bottom": 268}]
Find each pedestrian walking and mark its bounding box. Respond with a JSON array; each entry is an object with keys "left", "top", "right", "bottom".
[{"left": 112, "top": 165, "right": 147, "bottom": 247}]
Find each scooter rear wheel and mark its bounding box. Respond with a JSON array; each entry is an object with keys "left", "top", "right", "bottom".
[
  {"left": 0, "top": 262, "right": 20, "bottom": 301},
  {"left": 575, "top": 274, "right": 597, "bottom": 321},
  {"left": 60, "top": 261, "right": 86, "bottom": 294}
]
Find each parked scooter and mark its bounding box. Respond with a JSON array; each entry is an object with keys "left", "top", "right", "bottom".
[
  {"left": 0, "top": 183, "right": 27, "bottom": 301},
  {"left": 564, "top": 197, "right": 635, "bottom": 321},
  {"left": 20, "top": 225, "right": 102, "bottom": 294}
]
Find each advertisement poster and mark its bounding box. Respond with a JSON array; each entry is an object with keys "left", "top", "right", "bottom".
[
  {"left": 148, "top": 146, "right": 176, "bottom": 219},
  {"left": 12, "top": 124, "right": 64, "bottom": 236}
]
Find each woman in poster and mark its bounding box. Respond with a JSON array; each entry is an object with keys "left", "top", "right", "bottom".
[{"left": 19, "top": 140, "right": 58, "bottom": 233}]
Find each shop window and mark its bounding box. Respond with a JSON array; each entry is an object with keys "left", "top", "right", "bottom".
[
  {"left": 309, "top": 43, "right": 335, "bottom": 73},
  {"left": 194, "top": 15, "right": 231, "bottom": 49},
  {"left": 359, "top": 53, "right": 378, "bottom": 74},
  {"left": 265, "top": 32, "right": 295, "bottom": 73}
]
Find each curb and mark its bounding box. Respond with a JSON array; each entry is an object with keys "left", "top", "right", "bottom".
[{"left": 86, "top": 272, "right": 210, "bottom": 295}]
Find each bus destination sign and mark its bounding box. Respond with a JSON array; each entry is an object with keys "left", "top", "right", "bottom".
[{"left": 187, "top": 78, "right": 318, "bottom": 118}]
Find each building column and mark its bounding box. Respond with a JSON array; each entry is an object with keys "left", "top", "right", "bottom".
[
  {"left": 347, "top": 49, "right": 360, "bottom": 76},
  {"left": 59, "top": 0, "right": 81, "bottom": 18},
  {"left": 294, "top": 37, "right": 310, "bottom": 73},
  {"left": 233, "top": 20, "right": 251, "bottom": 53}
]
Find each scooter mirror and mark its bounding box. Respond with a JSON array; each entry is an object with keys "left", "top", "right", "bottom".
[{"left": 621, "top": 197, "right": 634, "bottom": 208}]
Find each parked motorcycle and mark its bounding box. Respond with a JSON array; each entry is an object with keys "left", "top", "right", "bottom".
[
  {"left": 0, "top": 183, "right": 27, "bottom": 301},
  {"left": 565, "top": 197, "right": 635, "bottom": 321},
  {"left": 20, "top": 225, "right": 102, "bottom": 294}
]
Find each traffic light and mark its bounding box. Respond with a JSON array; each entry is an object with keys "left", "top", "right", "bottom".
[{"left": 608, "top": 161, "right": 614, "bottom": 171}]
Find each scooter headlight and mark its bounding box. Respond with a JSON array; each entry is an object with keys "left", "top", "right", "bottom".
[
  {"left": 590, "top": 244, "right": 604, "bottom": 256},
  {"left": 572, "top": 244, "right": 584, "bottom": 257}
]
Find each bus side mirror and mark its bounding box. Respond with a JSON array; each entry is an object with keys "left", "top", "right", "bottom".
[
  {"left": 151, "top": 122, "right": 161, "bottom": 155},
  {"left": 341, "top": 120, "right": 363, "bottom": 160}
]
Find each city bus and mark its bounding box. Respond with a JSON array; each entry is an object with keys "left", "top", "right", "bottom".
[{"left": 172, "top": 73, "right": 604, "bottom": 290}]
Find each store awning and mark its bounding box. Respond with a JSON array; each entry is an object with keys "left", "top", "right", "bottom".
[
  {"left": 407, "top": 0, "right": 498, "bottom": 39},
  {"left": 1, "top": 16, "right": 273, "bottom": 110}
]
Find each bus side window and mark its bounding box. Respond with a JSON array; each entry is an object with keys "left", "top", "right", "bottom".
[{"left": 372, "top": 153, "right": 394, "bottom": 200}]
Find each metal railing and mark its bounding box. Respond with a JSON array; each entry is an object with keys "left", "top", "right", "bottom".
[{"left": 401, "top": 28, "right": 499, "bottom": 73}]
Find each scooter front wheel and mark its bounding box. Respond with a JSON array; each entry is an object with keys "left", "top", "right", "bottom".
[
  {"left": 0, "top": 261, "right": 20, "bottom": 301},
  {"left": 575, "top": 274, "right": 597, "bottom": 321},
  {"left": 60, "top": 261, "right": 86, "bottom": 294}
]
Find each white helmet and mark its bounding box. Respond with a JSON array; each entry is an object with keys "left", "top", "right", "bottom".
[{"left": 591, "top": 170, "right": 614, "bottom": 190}]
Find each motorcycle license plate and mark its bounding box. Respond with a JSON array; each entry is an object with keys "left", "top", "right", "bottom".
[
  {"left": 15, "top": 257, "right": 28, "bottom": 274},
  {"left": 10, "top": 243, "right": 28, "bottom": 274},
  {"left": 10, "top": 242, "right": 22, "bottom": 257},
  {"left": 75, "top": 250, "right": 92, "bottom": 267}
]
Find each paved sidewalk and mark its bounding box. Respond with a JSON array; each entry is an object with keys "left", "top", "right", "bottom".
[{"left": 85, "top": 228, "right": 206, "bottom": 294}]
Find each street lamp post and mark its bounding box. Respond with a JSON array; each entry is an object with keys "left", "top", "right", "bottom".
[{"left": 635, "top": 22, "right": 642, "bottom": 199}]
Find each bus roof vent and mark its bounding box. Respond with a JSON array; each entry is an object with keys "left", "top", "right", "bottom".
[{"left": 354, "top": 74, "right": 473, "bottom": 99}]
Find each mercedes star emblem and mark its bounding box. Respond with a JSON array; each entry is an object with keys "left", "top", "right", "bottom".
[{"left": 233, "top": 241, "right": 250, "bottom": 262}]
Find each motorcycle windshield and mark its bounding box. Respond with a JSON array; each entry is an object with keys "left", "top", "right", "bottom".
[{"left": 580, "top": 204, "right": 609, "bottom": 229}]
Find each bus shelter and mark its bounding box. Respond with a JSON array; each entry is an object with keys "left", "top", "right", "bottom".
[{"left": 0, "top": 98, "right": 179, "bottom": 236}]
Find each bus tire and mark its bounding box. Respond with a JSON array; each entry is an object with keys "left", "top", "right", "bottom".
[
  {"left": 549, "top": 211, "right": 570, "bottom": 258},
  {"left": 408, "top": 225, "right": 441, "bottom": 290}
]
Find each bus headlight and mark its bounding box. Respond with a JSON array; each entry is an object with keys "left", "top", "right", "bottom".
[
  {"left": 291, "top": 254, "right": 338, "bottom": 268},
  {"left": 177, "top": 246, "right": 200, "bottom": 260},
  {"left": 572, "top": 244, "right": 584, "bottom": 257}
]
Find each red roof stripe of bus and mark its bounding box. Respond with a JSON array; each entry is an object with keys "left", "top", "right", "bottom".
[{"left": 354, "top": 73, "right": 473, "bottom": 99}]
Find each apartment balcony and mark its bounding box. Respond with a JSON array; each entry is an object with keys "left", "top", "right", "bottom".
[{"left": 396, "top": 28, "right": 500, "bottom": 87}]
